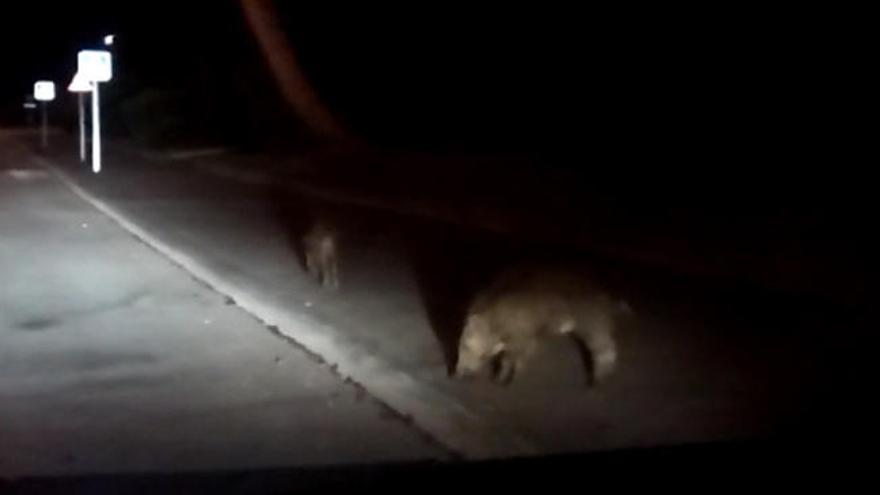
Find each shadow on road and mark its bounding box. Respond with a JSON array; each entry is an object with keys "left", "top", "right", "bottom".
[
  {"left": 267, "top": 183, "right": 516, "bottom": 372},
  {"left": 401, "top": 222, "right": 511, "bottom": 374},
  {"left": 268, "top": 186, "right": 325, "bottom": 275}
]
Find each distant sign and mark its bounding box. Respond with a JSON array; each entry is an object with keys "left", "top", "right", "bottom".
[
  {"left": 34, "top": 81, "right": 55, "bottom": 101},
  {"left": 67, "top": 72, "right": 92, "bottom": 92},
  {"left": 77, "top": 50, "right": 112, "bottom": 82}
]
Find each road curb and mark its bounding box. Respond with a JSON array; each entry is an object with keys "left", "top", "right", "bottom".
[{"left": 28, "top": 149, "right": 540, "bottom": 461}]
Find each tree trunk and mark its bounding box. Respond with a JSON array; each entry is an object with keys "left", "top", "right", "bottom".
[{"left": 239, "top": 0, "right": 349, "bottom": 142}]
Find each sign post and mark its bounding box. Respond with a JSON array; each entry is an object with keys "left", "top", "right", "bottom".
[
  {"left": 92, "top": 82, "right": 100, "bottom": 171},
  {"left": 23, "top": 99, "right": 37, "bottom": 127},
  {"left": 33, "top": 81, "right": 55, "bottom": 149},
  {"left": 78, "top": 93, "right": 86, "bottom": 161},
  {"left": 41, "top": 102, "right": 47, "bottom": 148},
  {"left": 77, "top": 50, "right": 112, "bottom": 173},
  {"left": 68, "top": 73, "right": 91, "bottom": 163}
]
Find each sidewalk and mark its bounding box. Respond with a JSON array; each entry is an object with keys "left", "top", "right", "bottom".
[
  {"left": 0, "top": 130, "right": 446, "bottom": 477},
  {"left": 20, "top": 131, "right": 841, "bottom": 460}
]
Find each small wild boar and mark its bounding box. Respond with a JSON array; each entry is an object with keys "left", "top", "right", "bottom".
[
  {"left": 302, "top": 222, "right": 339, "bottom": 289},
  {"left": 455, "top": 267, "right": 630, "bottom": 386}
]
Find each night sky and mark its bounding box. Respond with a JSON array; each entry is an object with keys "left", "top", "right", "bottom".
[
  {"left": 0, "top": 2, "right": 866, "bottom": 289},
  {"left": 2, "top": 3, "right": 115, "bottom": 104},
  {"left": 0, "top": 2, "right": 847, "bottom": 159}
]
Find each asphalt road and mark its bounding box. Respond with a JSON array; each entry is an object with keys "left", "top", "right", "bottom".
[
  {"left": 1, "top": 129, "right": 860, "bottom": 478},
  {"left": 0, "top": 130, "right": 447, "bottom": 478}
]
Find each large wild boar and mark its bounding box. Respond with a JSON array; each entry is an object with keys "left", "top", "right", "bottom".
[{"left": 455, "top": 267, "right": 630, "bottom": 386}]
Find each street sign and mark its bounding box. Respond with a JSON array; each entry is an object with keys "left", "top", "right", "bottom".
[
  {"left": 34, "top": 81, "right": 55, "bottom": 101},
  {"left": 77, "top": 50, "right": 113, "bottom": 173},
  {"left": 68, "top": 73, "right": 90, "bottom": 162},
  {"left": 67, "top": 72, "right": 91, "bottom": 92},
  {"left": 77, "top": 50, "right": 112, "bottom": 82}
]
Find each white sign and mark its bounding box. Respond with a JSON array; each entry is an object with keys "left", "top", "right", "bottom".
[
  {"left": 77, "top": 50, "right": 112, "bottom": 82},
  {"left": 67, "top": 72, "right": 92, "bottom": 92},
  {"left": 34, "top": 81, "right": 55, "bottom": 101}
]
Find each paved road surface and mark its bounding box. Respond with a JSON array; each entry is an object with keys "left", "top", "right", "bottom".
[
  {"left": 2, "top": 129, "right": 857, "bottom": 477},
  {"left": 0, "top": 131, "right": 447, "bottom": 478}
]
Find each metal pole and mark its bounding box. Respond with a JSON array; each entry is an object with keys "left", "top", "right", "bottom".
[
  {"left": 40, "top": 102, "right": 47, "bottom": 148},
  {"left": 91, "top": 82, "right": 101, "bottom": 173},
  {"left": 78, "top": 93, "right": 86, "bottom": 162}
]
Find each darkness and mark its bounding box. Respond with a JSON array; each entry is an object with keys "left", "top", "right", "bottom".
[
  {"left": 2, "top": 3, "right": 865, "bottom": 209},
  {"left": 0, "top": 5, "right": 867, "bottom": 338},
  {"left": 0, "top": 2, "right": 870, "bottom": 488},
  {"left": 1, "top": 3, "right": 855, "bottom": 150},
  {"left": 0, "top": 0, "right": 868, "bottom": 343}
]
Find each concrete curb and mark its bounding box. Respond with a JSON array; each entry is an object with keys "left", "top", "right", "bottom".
[{"left": 27, "top": 148, "right": 539, "bottom": 461}]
